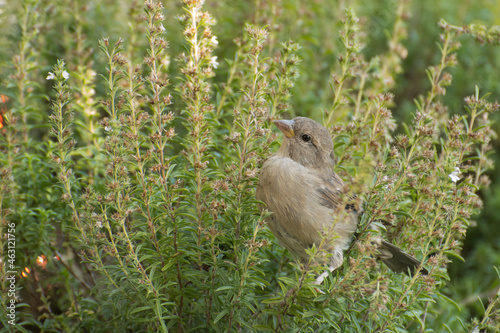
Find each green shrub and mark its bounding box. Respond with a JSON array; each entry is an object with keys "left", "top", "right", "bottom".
[{"left": 0, "top": 0, "right": 499, "bottom": 332}]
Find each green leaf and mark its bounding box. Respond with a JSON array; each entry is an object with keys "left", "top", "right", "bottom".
[
  {"left": 252, "top": 325, "right": 274, "bottom": 332},
  {"left": 444, "top": 250, "right": 465, "bottom": 262},
  {"left": 261, "top": 297, "right": 283, "bottom": 304},
  {"left": 303, "top": 310, "right": 319, "bottom": 317},
  {"left": 494, "top": 266, "right": 500, "bottom": 279},
  {"left": 213, "top": 308, "right": 229, "bottom": 324},
  {"left": 394, "top": 210, "right": 412, "bottom": 219},
  {"left": 277, "top": 276, "right": 296, "bottom": 286},
  {"left": 130, "top": 306, "right": 153, "bottom": 315},
  {"left": 438, "top": 293, "right": 461, "bottom": 312},
  {"left": 476, "top": 296, "right": 486, "bottom": 315},
  {"left": 442, "top": 323, "right": 453, "bottom": 333}
]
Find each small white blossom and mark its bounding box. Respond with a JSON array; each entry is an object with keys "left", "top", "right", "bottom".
[
  {"left": 46, "top": 72, "right": 56, "bottom": 80},
  {"left": 210, "top": 36, "right": 218, "bottom": 45},
  {"left": 96, "top": 221, "right": 103, "bottom": 228},
  {"left": 161, "top": 55, "right": 170, "bottom": 68},
  {"left": 449, "top": 167, "right": 460, "bottom": 183},
  {"left": 62, "top": 70, "right": 69, "bottom": 80},
  {"left": 158, "top": 23, "right": 166, "bottom": 32},
  {"left": 105, "top": 126, "right": 113, "bottom": 132},
  {"left": 210, "top": 56, "right": 219, "bottom": 69},
  {"left": 82, "top": 87, "right": 96, "bottom": 97},
  {"left": 85, "top": 106, "right": 97, "bottom": 117}
]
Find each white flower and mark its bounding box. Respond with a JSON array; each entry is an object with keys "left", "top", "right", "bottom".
[
  {"left": 85, "top": 106, "right": 97, "bottom": 117},
  {"left": 210, "top": 56, "right": 219, "bottom": 69},
  {"left": 105, "top": 126, "right": 113, "bottom": 132},
  {"left": 449, "top": 167, "right": 460, "bottom": 183},
  {"left": 161, "top": 55, "right": 170, "bottom": 68},
  {"left": 47, "top": 71, "right": 69, "bottom": 80},
  {"left": 210, "top": 36, "right": 218, "bottom": 45},
  {"left": 96, "top": 221, "right": 102, "bottom": 228}
]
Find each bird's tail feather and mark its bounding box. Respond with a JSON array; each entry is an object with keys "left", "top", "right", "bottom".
[{"left": 378, "top": 240, "right": 428, "bottom": 275}]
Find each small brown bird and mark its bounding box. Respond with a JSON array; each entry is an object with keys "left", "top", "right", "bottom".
[{"left": 256, "top": 117, "right": 425, "bottom": 283}]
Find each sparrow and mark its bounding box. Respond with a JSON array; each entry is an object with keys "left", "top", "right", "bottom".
[{"left": 256, "top": 117, "right": 426, "bottom": 284}]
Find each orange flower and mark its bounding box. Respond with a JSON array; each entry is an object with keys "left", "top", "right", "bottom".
[{"left": 0, "top": 94, "right": 8, "bottom": 129}]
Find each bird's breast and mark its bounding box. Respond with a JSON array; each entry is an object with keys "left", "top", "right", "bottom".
[{"left": 257, "top": 156, "right": 336, "bottom": 245}]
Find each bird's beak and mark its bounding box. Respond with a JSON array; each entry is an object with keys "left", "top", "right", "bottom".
[{"left": 273, "top": 119, "right": 295, "bottom": 138}]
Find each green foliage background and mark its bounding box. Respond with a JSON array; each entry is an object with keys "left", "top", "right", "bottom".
[{"left": 0, "top": 0, "right": 499, "bottom": 332}]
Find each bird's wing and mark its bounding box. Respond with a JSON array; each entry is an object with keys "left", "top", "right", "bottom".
[
  {"left": 315, "top": 173, "right": 359, "bottom": 239},
  {"left": 316, "top": 174, "right": 359, "bottom": 214}
]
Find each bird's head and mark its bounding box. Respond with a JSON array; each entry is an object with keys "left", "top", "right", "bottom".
[{"left": 274, "top": 117, "right": 335, "bottom": 172}]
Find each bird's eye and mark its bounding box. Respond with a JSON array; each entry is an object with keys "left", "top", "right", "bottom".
[{"left": 301, "top": 134, "right": 311, "bottom": 142}]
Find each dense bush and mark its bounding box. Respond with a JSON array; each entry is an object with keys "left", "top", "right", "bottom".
[{"left": 0, "top": 0, "right": 499, "bottom": 332}]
